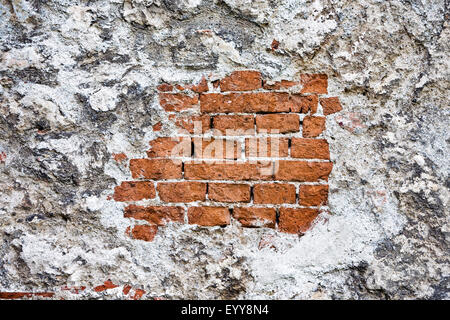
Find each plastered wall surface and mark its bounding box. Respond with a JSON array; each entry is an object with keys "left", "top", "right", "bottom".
[{"left": 0, "top": 0, "right": 448, "bottom": 299}]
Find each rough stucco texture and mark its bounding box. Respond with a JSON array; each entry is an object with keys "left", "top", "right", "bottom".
[{"left": 0, "top": 0, "right": 448, "bottom": 299}]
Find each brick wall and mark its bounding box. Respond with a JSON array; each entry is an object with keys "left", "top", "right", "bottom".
[{"left": 112, "top": 71, "right": 342, "bottom": 241}]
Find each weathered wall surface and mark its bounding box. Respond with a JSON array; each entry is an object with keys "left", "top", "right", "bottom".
[{"left": 0, "top": 0, "right": 448, "bottom": 299}]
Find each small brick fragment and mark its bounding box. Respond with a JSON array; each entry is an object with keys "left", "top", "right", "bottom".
[
  {"left": 275, "top": 161, "right": 333, "bottom": 182},
  {"left": 256, "top": 114, "right": 299, "bottom": 133},
  {"left": 299, "top": 185, "right": 329, "bottom": 206},
  {"left": 320, "top": 97, "right": 343, "bottom": 115},
  {"left": 278, "top": 208, "right": 320, "bottom": 233},
  {"left": 94, "top": 280, "right": 119, "bottom": 292},
  {"left": 112, "top": 152, "right": 128, "bottom": 163},
  {"left": 113, "top": 181, "right": 155, "bottom": 202},
  {"left": 157, "top": 182, "right": 206, "bottom": 202},
  {"left": 124, "top": 205, "right": 185, "bottom": 225},
  {"left": 300, "top": 74, "right": 328, "bottom": 94},
  {"left": 147, "top": 137, "right": 191, "bottom": 158},
  {"left": 130, "top": 159, "right": 182, "bottom": 179},
  {"left": 253, "top": 183, "right": 296, "bottom": 204},
  {"left": 291, "top": 138, "right": 330, "bottom": 159},
  {"left": 157, "top": 83, "right": 173, "bottom": 92},
  {"left": 159, "top": 93, "right": 198, "bottom": 111},
  {"left": 188, "top": 207, "right": 230, "bottom": 226},
  {"left": 220, "top": 71, "right": 262, "bottom": 91},
  {"left": 233, "top": 207, "right": 276, "bottom": 228},
  {"left": 208, "top": 183, "right": 251, "bottom": 203},
  {"left": 302, "top": 116, "right": 326, "bottom": 137},
  {"left": 127, "top": 225, "right": 158, "bottom": 242}
]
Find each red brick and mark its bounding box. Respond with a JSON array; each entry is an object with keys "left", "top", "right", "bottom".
[
  {"left": 147, "top": 137, "right": 191, "bottom": 158},
  {"left": 157, "top": 182, "right": 206, "bottom": 202},
  {"left": 275, "top": 161, "right": 333, "bottom": 182},
  {"left": 208, "top": 183, "right": 251, "bottom": 202},
  {"left": 159, "top": 93, "right": 198, "bottom": 111},
  {"left": 300, "top": 74, "right": 328, "bottom": 94},
  {"left": 320, "top": 97, "right": 343, "bottom": 115},
  {"left": 113, "top": 181, "right": 155, "bottom": 202},
  {"left": 0, "top": 292, "right": 55, "bottom": 299},
  {"left": 212, "top": 115, "right": 254, "bottom": 135},
  {"left": 193, "top": 138, "right": 240, "bottom": 159},
  {"left": 190, "top": 76, "right": 209, "bottom": 93},
  {"left": 253, "top": 183, "right": 296, "bottom": 204},
  {"left": 184, "top": 162, "right": 273, "bottom": 181},
  {"left": 130, "top": 159, "right": 182, "bottom": 179},
  {"left": 302, "top": 116, "right": 326, "bottom": 137},
  {"left": 94, "top": 280, "right": 119, "bottom": 292},
  {"left": 245, "top": 137, "right": 289, "bottom": 157},
  {"left": 279, "top": 208, "right": 320, "bottom": 233},
  {"left": 124, "top": 205, "right": 184, "bottom": 225},
  {"left": 290, "top": 95, "right": 318, "bottom": 113},
  {"left": 256, "top": 114, "right": 299, "bottom": 133},
  {"left": 233, "top": 207, "right": 276, "bottom": 228},
  {"left": 200, "top": 92, "right": 290, "bottom": 113},
  {"left": 112, "top": 152, "right": 128, "bottom": 163},
  {"left": 263, "top": 80, "right": 299, "bottom": 90},
  {"left": 299, "top": 185, "right": 329, "bottom": 206},
  {"left": 157, "top": 83, "right": 173, "bottom": 92},
  {"left": 188, "top": 207, "right": 230, "bottom": 226},
  {"left": 291, "top": 138, "right": 330, "bottom": 159},
  {"left": 220, "top": 71, "right": 262, "bottom": 91},
  {"left": 126, "top": 225, "right": 158, "bottom": 242},
  {"left": 152, "top": 122, "right": 163, "bottom": 132},
  {"left": 170, "top": 114, "right": 211, "bottom": 134}
]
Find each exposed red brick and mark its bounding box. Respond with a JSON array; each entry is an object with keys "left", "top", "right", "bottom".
[
  {"left": 263, "top": 80, "right": 298, "bottom": 90},
  {"left": 127, "top": 225, "right": 158, "bottom": 242},
  {"left": 132, "top": 289, "right": 145, "bottom": 300},
  {"left": 123, "top": 285, "right": 132, "bottom": 295},
  {"left": 271, "top": 39, "right": 279, "bottom": 51},
  {"left": 255, "top": 114, "right": 299, "bottom": 133},
  {"left": 190, "top": 76, "right": 208, "bottom": 93},
  {"left": 275, "top": 161, "right": 333, "bottom": 182},
  {"left": 112, "top": 152, "right": 128, "bottom": 163},
  {"left": 233, "top": 207, "right": 276, "bottom": 228},
  {"left": 124, "top": 205, "right": 184, "bottom": 225},
  {"left": 170, "top": 114, "right": 211, "bottom": 134},
  {"left": 245, "top": 137, "right": 289, "bottom": 157},
  {"left": 159, "top": 93, "right": 198, "bottom": 111},
  {"left": 291, "top": 138, "right": 330, "bottom": 159},
  {"left": 303, "top": 116, "right": 326, "bottom": 137},
  {"left": 184, "top": 162, "right": 273, "bottom": 181},
  {"left": 157, "top": 83, "right": 173, "bottom": 92},
  {"left": 200, "top": 92, "right": 290, "bottom": 113},
  {"left": 208, "top": 183, "right": 251, "bottom": 203},
  {"left": 188, "top": 207, "right": 230, "bottom": 226},
  {"left": 320, "top": 97, "right": 343, "bottom": 115},
  {"left": 220, "top": 71, "right": 262, "bottom": 91},
  {"left": 152, "top": 122, "right": 163, "bottom": 132},
  {"left": 0, "top": 292, "right": 54, "bottom": 299},
  {"left": 157, "top": 182, "right": 206, "bottom": 202},
  {"left": 300, "top": 74, "right": 328, "bottom": 94},
  {"left": 147, "top": 137, "right": 191, "bottom": 158},
  {"left": 130, "top": 159, "right": 182, "bottom": 179},
  {"left": 299, "top": 185, "right": 329, "bottom": 206},
  {"left": 212, "top": 115, "right": 255, "bottom": 135},
  {"left": 113, "top": 181, "right": 155, "bottom": 202},
  {"left": 193, "top": 138, "right": 240, "bottom": 159},
  {"left": 94, "top": 280, "right": 119, "bottom": 292},
  {"left": 278, "top": 208, "right": 320, "bottom": 233},
  {"left": 253, "top": 183, "right": 296, "bottom": 204},
  {"left": 290, "top": 94, "right": 318, "bottom": 113}
]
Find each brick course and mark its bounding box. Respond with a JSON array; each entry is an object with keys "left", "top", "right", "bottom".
[{"left": 113, "top": 70, "right": 342, "bottom": 239}]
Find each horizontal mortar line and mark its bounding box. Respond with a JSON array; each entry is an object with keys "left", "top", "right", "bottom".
[{"left": 121, "top": 201, "right": 327, "bottom": 209}]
